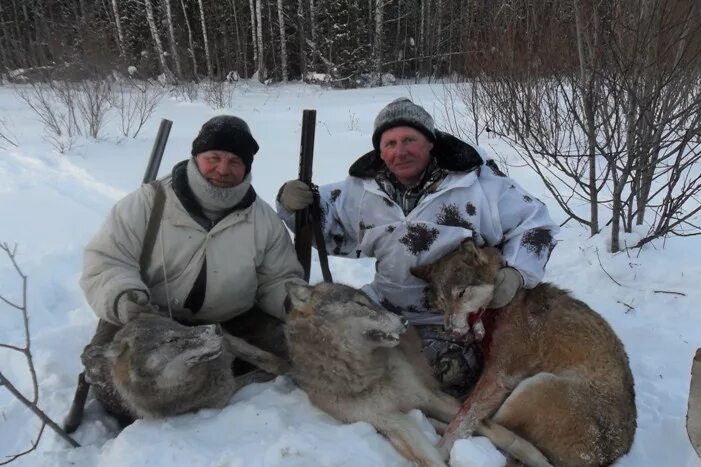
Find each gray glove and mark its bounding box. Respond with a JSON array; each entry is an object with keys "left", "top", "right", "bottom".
[
  {"left": 488, "top": 267, "right": 523, "bottom": 308},
  {"left": 278, "top": 180, "right": 314, "bottom": 211},
  {"left": 115, "top": 290, "right": 159, "bottom": 324}
]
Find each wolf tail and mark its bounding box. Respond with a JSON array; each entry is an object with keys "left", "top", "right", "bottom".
[{"left": 475, "top": 419, "right": 553, "bottom": 467}]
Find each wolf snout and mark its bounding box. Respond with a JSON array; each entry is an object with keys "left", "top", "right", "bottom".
[{"left": 399, "top": 316, "right": 409, "bottom": 329}]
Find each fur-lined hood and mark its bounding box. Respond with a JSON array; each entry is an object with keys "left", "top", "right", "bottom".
[{"left": 348, "top": 130, "right": 483, "bottom": 178}]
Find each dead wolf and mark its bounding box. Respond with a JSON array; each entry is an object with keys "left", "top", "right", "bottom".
[
  {"left": 285, "top": 282, "right": 552, "bottom": 467},
  {"left": 411, "top": 238, "right": 637, "bottom": 466},
  {"left": 64, "top": 314, "right": 288, "bottom": 428}
]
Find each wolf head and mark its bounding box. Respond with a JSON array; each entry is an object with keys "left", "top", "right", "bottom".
[
  {"left": 83, "top": 315, "right": 228, "bottom": 389},
  {"left": 285, "top": 282, "right": 409, "bottom": 349},
  {"left": 410, "top": 238, "right": 502, "bottom": 337}
]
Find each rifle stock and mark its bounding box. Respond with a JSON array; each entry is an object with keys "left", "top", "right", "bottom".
[{"left": 294, "top": 110, "right": 316, "bottom": 281}]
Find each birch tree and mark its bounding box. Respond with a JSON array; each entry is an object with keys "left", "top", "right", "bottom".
[
  {"left": 180, "top": 0, "right": 198, "bottom": 78},
  {"left": 110, "top": 0, "right": 125, "bottom": 59},
  {"left": 164, "top": 0, "right": 182, "bottom": 79},
  {"left": 144, "top": 0, "right": 175, "bottom": 83},
  {"left": 197, "top": 0, "right": 213, "bottom": 78},
  {"left": 277, "top": 0, "right": 288, "bottom": 81},
  {"left": 255, "top": 0, "right": 265, "bottom": 80},
  {"left": 373, "top": 0, "right": 383, "bottom": 84}
]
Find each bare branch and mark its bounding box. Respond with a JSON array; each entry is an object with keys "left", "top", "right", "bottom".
[{"left": 0, "top": 245, "right": 81, "bottom": 459}]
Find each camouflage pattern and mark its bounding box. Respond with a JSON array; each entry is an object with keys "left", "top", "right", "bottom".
[{"left": 416, "top": 325, "right": 483, "bottom": 399}]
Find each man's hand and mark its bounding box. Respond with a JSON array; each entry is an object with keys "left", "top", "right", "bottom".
[
  {"left": 116, "top": 290, "right": 159, "bottom": 324},
  {"left": 488, "top": 267, "right": 523, "bottom": 309},
  {"left": 278, "top": 180, "right": 314, "bottom": 211}
]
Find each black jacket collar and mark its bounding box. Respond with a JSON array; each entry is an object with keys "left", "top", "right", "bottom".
[
  {"left": 171, "top": 160, "right": 257, "bottom": 231},
  {"left": 348, "top": 130, "right": 483, "bottom": 179}
]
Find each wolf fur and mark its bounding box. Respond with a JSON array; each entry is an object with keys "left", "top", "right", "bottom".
[
  {"left": 285, "top": 282, "right": 553, "bottom": 467},
  {"left": 71, "top": 314, "right": 287, "bottom": 423},
  {"left": 411, "top": 238, "right": 637, "bottom": 466}
]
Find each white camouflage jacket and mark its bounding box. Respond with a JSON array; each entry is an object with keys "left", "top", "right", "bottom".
[
  {"left": 277, "top": 132, "right": 559, "bottom": 325},
  {"left": 82, "top": 160, "right": 304, "bottom": 325}
]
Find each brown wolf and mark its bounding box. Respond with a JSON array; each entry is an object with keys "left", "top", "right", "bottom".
[
  {"left": 68, "top": 314, "right": 287, "bottom": 425},
  {"left": 285, "top": 282, "right": 552, "bottom": 467},
  {"left": 411, "top": 239, "right": 637, "bottom": 466}
]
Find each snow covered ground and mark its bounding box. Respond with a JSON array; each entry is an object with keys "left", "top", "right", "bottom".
[{"left": 0, "top": 81, "right": 699, "bottom": 466}]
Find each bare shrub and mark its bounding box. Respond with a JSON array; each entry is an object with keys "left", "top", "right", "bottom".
[
  {"left": 170, "top": 81, "right": 200, "bottom": 103},
  {"left": 437, "top": 78, "right": 491, "bottom": 146},
  {"left": 449, "top": 0, "right": 701, "bottom": 252},
  {"left": 0, "top": 119, "right": 18, "bottom": 148},
  {"left": 110, "top": 79, "right": 167, "bottom": 138},
  {"left": 14, "top": 83, "right": 78, "bottom": 154},
  {"left": 202, "top": 80, "right": 235, "bottom": 109},
  {"left": 74, "top": 80, "right": 113, "bottom": 139},
  {"left": 0, "top": 243, "right": 80, "bottom": 464}
]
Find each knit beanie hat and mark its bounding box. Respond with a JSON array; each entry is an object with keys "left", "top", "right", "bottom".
[
  {"left": 191, "top": 115, "right": 260, "bottom": 173},
  {"left": 372, "top": 98, "right": 436, "bottom": 150}
]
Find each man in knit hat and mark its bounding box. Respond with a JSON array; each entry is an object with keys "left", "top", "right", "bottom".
[
  {"left": 277, "top": 98, "right": 559, "bottom": 396},
  {"left": 81, "top": 115, "right": 304, "bottom": 354}
]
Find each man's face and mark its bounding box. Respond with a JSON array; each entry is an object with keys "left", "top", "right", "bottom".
[
  {"left": 195, "top": 150, "right": 247, "bottom": 187},
  {"left": 379, "top": 126, "right": 433, "bottom": 186}
]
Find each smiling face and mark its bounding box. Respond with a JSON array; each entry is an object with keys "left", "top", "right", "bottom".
[
  {"left": 378, "top": 126, "right": 434, "bottom": 186},
  {"left": 195, "top": 150, "right": 247, "bottom": 187}
]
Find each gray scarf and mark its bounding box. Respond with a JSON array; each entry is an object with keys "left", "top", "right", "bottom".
[{"left": 186, "top": 158, "right": 252, "bottom": 222}]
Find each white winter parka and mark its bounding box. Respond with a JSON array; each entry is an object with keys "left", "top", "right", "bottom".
[
  {"left": 278, "top": 132, "right": 559, "bottom": 325},
  {"left": 82, "top": 161, "right": 304, "bottom": 324}
]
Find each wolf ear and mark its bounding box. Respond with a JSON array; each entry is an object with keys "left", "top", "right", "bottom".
[
  {"left": 285, "top": 282, "right": 313, "bottom": 309},
  {"left": 410, "top": 263, "right": 434, "bottom": 282},
  {"left": 460, "top": 238, "right": 489, "bottom": 265},
  {"left": 103, "top": 340, "right": 129, "bottom": 361}
]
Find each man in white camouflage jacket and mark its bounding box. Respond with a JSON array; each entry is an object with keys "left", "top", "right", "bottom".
[{"left": 277, "top": 98, "right": 559, "bottom": 396}]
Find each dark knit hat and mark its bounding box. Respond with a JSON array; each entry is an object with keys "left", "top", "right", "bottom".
[
  {"left": 372, "top": 98, "right": 436, "bottom": 150},
  {"left": 191, "top": 115, "right": 260, "bottom": 172}
]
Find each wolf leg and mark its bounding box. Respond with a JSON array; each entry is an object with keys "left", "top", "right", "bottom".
[
  {"left": 372, "top": 412, "right": 448, "bottom": 467},
  {"left": 224, "top": 334, "right": 290, "bottom": 375},
  {"left": 438, "top": 366, "right": 511, "bottom": 457},
  {"left": 420, "top": 389, "right": 461, "bottom": 424},
  {"left": 475, "top": 419, "right": 553, "bottom": 467},
  {"left": 63, "top": 372, "right": 90, "bottom": 434},
  {"left": 233, "top": 369, "right": 276, "bottom": 390},
  {"left": 429, "top": 418, "right": 448, "bottom": 435}
]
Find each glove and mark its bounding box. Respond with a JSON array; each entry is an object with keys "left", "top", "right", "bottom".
[
  {"left": 488, "top": 267, "right": 523, "bottom": 309},
  {"left": 115, "top": 290, "right": 159, "bottom": 324},
  {"left": 278, "top": 180, "right": 314, "bottom": 211}
]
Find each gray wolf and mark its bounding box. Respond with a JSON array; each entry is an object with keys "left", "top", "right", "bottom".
[
  {"left": 71, "top": 314, "right": 287, "bottom": 424},
  {"left": 284, "top": 282, "right": 552, "bottom": 467},
  {"left": 411, "top": 238, "right": 637, "bottom": 466}
]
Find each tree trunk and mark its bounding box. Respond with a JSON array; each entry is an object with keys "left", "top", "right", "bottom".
[
  {"left": 110, "top": 0, "right": 126, "bottom": 59},
  {"left": 296, "top": 0, "right": 307, "bottom": 80},
  {"left": 197, "top": 0, "right": 214, "bottom": 78},
  {"left": 144, "top": 0, "right": 175, "bottom": 83},
  {"left": 573, "top": 0, "right": 598, "bottom": 236},
  {"left": 255, "top": 0, "right": 265, "bottom": 80},
  {"left": 249, "top": 0, "right": 258, "bottom": 75},
  {"left": 230, "top": 0, "right": 246, "bottom": 77},
  {"left": 373, "top": 0, "right": 383, "bottom": 84},
  {"left": 277, "top": 0, "right": 288, "bottom": 81},
  {"left": 164, "top": 0, "right": 182, "bottom": 79},
  {"left": 267, "top": 0, "right": 277, "bottom": 73},
  {"left": 179, "top": 0, "right": 198, "bottom": 79}
]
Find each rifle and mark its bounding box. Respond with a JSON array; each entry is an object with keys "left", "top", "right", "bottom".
[
  {"left": 142, "top": 119, "right": 173, "bottom": 184},
  {"left": 64, "top": 118, "right": 173, "bottom": 435},
  {"left": 294, "top": 110, "right": 316, "bottom": 282},
  {"left": 294, "top": 110, "right": 332, "bottom": 283}
]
